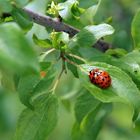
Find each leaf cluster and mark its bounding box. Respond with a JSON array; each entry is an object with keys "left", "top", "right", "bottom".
[{"left": 1, "top": 0, "right": 140, "bottom": 140}]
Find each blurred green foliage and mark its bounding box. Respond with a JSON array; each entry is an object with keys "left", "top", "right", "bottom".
[
  {"left": 94, "top": 0, "right": 140, "bottom": 51},
  {"left": 79, "top": 0, "right": 140, "bottom": 51},
  {"left": 0, "top": 0, "right": 140, "bottom": 140}
]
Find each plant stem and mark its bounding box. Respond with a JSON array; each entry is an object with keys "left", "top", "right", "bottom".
[
  {"left": 22, "top": 8, "right": 112, "bottom": 52},
  {"left": 39, "top": 48, "right": 55, "bottom": 61},
  {"left": 51, "top": 67, "right": 64, "bottom": 94},
  {"left": 51, "top": 51, "right": 67, "bottom": 94},
  {"left": 23, "top": 8, "right": 79, "bottom": 37},
  {"left": 68, "top": 53, "right": 87, "bottom": 63},
  {"left": 2, "top": 8, "right": 112, "bottom": 52},
  {"left": 66, "top": 58, "right": 88, "bottom": 74}
]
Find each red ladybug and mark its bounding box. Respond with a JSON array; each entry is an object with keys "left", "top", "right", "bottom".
[{"left": 89, "top": 68, "right": 111, "bottom": 89}]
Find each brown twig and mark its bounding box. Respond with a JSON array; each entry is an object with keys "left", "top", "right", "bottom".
[
  {"left": 1, "top": 8, "right": 112, "bottom": 52},
  {"left": 23, "top": 8, "right": 112, "bottom": 52},
  {"left": 23, "top": 8, "right": 79, "bottom": 37}
]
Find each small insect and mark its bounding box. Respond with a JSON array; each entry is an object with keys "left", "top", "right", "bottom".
[
  {"left": 89, "top": 68, "right": 111, "bottom": 89},
  {"left": 40, "top": 71, "right": 46, "bottom": 78}
]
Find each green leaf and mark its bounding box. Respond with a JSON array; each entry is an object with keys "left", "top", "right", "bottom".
[
  {"left": 0, "top": 0, "right": 13, "bottom": 14},
  {"left": 69, "top": 23, "right": 114, "bottom": 48},
  {"left": 73, "top": 89, "right": 111, "bottom": 140},
  {"left": 17, "top": 74, "right": 40, "bottom": 109},
  {"left": 81, "top": 104, "right": 111, "bottom": 140},
  {"left": 58, "top": 0, "right": 84, "bottom": 20},
  {"left": 0, "top": 87, "right": 10, "bottom": 131},
  {"left": 77, "top": 47, "right": 112, "bottom": 63},
  {"left": 58, "top": 0, "right": 84, "bottom": 28},
  {"left": 66, "top": 54, "right": 84, "bottom": 78},
  {"left": 14, "top": 93, "right": 58, "bottom": 140},
  {"left": 18, "top": 65, "right": 56, "bottom": 108},
  {"left": 72, "top": 122, "right": 85, "bottom": 140},
  {"left": 120, "top": 51, "right": 140, "bottom": 75},
  {"left": 61, "top": 98, "right": 71, "bottom": 112},
  {"left": 78, "top": 62, "right": 140, "bottom": 120},
  {"left": 78, "top": 47, "right": 140, "bottom": 91},
  {"left": 118, "top": 50, "right": 140, "bottom": 89},
  {"left": 32, "top": 68, "right": 56, "bottom": 96},
  {"left": 98, "top": 50, "right": 140, "bottom": 90},
  {"left": 1, "top": 71, "right": 15, "bottom": 92},
  {"left": 71, "top": 1, "right": 85, "bottom": 18},
  {"left": 12, "top": 0, "right": 31, "bottom": 7},
  {"left": 72, "top": 103, "right": 111, "bottom": 140},
  {"left": 0, "top": 23, "right": 39, "bottom": 73},
  {"left": 67, "top": 62, "right": 79, "bottom": 78},
  {"left": 74, "top": 89, "right": 100, "bottom": 123},
  {"left": 51, "top": 31, "right": 69, "bottom": 50},
  {"left": 11, "top": 7, "right": 33, "bottom": 32},
  {"left": 105, "top": 48, "right": 128, "bottom": 58},
  {"left": 33, "top": 34, "right": 52, "bottom": 48},
  {"left": 131, "top": 9, "right": 140, "bottom": 49},
  {"left": 80, "top": 0, "right": 101, "bottom": 25},
  {"left": 40, "top": 62, "right": 51, "bottom": 71}
]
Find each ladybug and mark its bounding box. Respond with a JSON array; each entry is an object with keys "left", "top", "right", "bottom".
[{"left": 89, "top": 68, "right": 111, "bottom": 89}]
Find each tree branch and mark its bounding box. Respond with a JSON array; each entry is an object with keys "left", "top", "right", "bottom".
[
  {"left": 23, "top": 8, "right": 79, "bottom": 37},
  {"left": 24, "top": 8, "right": 112, "bottom": 52}
]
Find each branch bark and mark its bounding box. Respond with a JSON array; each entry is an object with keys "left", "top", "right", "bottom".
[
  {"left": 22, "top": 8, "right": 112, "bottom": 52},
  {"left": 23, "top": 8, "right": 79, "bottom": 37}
]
